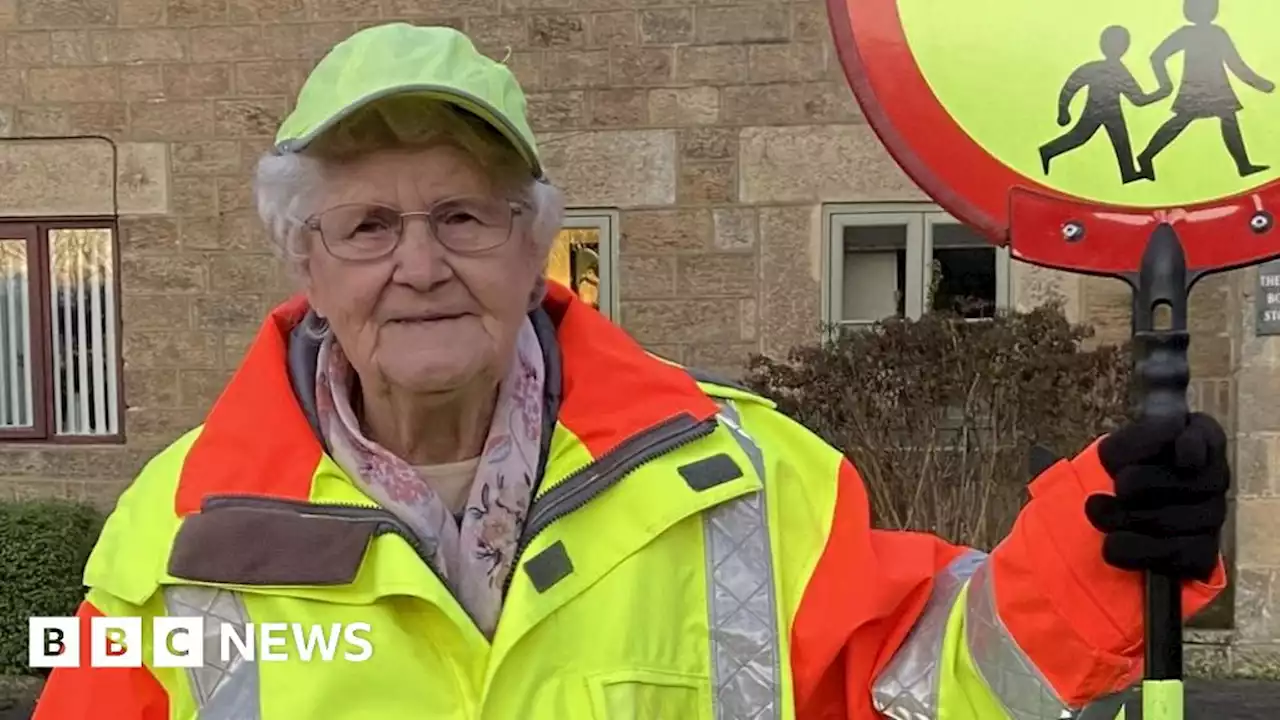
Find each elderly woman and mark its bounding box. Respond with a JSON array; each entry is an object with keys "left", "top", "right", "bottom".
[{"left": 35, "top": 22, "right": 1228, "bottom": 720}]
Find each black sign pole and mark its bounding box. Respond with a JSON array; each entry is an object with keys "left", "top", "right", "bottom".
[{"left": 1131, "top": 222, "right": 1191, "bottom": 719}]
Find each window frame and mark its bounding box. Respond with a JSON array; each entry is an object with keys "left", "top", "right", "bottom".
[
  {"left": 821, "top": 203, "right": 1011, "bottom": 334},
  {"left": 558, "top": 209, "right": 620, "bottom": 320},
  {"left": 0, "top": 217, "right": 124, "bottom": 445}
]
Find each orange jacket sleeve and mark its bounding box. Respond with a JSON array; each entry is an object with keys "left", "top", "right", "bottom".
[
  {"left": 788, "top": 446, "right": 1226, "bottom": 719},
  {"left": 31, "top": 601, "right": 170, "bottom": 720}
]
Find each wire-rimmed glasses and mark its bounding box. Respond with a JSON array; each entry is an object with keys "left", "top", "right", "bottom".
[{"left": 304, "top": 196, "right": 528, "bottom": 261}]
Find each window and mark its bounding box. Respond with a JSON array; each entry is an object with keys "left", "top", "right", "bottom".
[
  {"left": 546, "top": 211, "right": 618, "bottom": 319},
  {"left": 0, "top": 221, "right": 121, "bottom": 442},
  {"left": 822, "top": 204, "right": 1011, "bottom": 332}
]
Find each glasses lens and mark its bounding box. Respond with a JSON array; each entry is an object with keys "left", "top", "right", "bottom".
[
  {"left": 318, "top": 204, "right": 401, "bottom": 258},
  {"left": 432, "top": 197, "right": 514, "bottom": 252}
]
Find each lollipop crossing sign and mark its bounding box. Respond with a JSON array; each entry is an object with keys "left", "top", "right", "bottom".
[{"left": 826, "top": 1, "right": 1280, "bottom": 719}]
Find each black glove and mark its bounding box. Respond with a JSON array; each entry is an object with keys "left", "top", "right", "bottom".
[{"left": 1084, "top": 412, "right": 1229, "bottom": 582}]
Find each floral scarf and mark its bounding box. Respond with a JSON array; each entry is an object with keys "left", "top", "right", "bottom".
[{"left": 313, "top": 318, "right": 545, "bottom": 638}]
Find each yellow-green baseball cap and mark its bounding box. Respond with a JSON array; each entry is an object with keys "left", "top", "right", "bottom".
[{"left": 274, "top": 22, "right": 543, "bottom": 178}]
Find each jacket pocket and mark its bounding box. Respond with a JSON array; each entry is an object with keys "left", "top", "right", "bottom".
[{"left": 587, "top": 669, "right": 712, "bottom": 720}]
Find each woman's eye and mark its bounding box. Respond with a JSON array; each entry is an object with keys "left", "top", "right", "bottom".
[
  {"left": 440, "top": 211, "right": 480, "bottom": 225},
  {"left": 353, "top": 217, "right": 391, "bottom": 233}
]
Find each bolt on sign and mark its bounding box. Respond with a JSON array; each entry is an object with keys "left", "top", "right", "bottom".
[{"left": 826, "top": 1, "right": 1280, "bottom": 719}]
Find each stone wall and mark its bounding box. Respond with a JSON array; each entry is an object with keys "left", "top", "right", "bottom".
[{"left": 0, "top": 0, "right": 1276, "bottom": 674}]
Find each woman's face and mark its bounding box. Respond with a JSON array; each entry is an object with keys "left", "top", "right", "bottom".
[{"left": 303, "top": 144, "right": 540, "bottom": 395}]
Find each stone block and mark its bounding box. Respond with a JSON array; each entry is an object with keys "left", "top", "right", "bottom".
[
  {"left": 228, "top": 0, "right": 306, "bottom": 23},
  {"left": 722, "top": 81, "right": 861, "bottom": 126},
  {"left": 1237, "top": 497, "right": 1280, "bottom": 567},
  {"left": 527, "top": 90, "right": 585, "bottom": 130},
  {"left": 466, "top": 15, "right": 526, "bottom": 47},
  {"left": 0, "top": 69, "right": 24, "bottom": 102},
  {"left": 166, "top": 64, "right": 234, "bottom": 99},
  {"left": 676, "top": 253, "right": 757, "bottom": 297},
  {"left": 171, "top": 177, "right": 219, "bottom": 216},
  {"left": 588, "top": 11, "right": 636, "bottom": 47},
  {"left": 121, "top": 254, "right": 206, "bottom": 294},
  {"left": 178, "top": 369, "right": 233, "bottom": 409},
  {"left": 168, "top": 0, "right": 226, "bottom": 24},
  {"left": 617, "top": 254, "right": 675, "bottom": 299},
  {"left": 759, "top": 205, "right": 822, "bottom": 356},
  {"left": 7, "top": 32, "right": 51, "bottom": 66},
  {"left": 172, "top": 141, "right": 240, "bottom": 176},
  {"left": 130, "top": 100, "right": 214, "bottom": 140},
  {"left": 123, "top": 330, "right": 221, "bottom": 369},
  {"left": 1080, "top": 275, "right": 1132, "bottom": 346},
  {"left": 50, "top": 30, "right": 91, "bottom": 64},
  {"left": 588, "top": 88, "right": 647, "bottom": 126},
  {"left": 119, "top": 217, "right": 179, "bottom": 254},
  {"left": 695, "top": 4, "right": 788, "bottom": 45},
  {"left": 27, "top": 66, "right": 119, "bottom": 101},
  {"left": 0, "top": 137, "right": 114, "bottom": 216},
  {"left": 740, "top": 125, "right": 925, "bottom": 204},
  {"left": 610, "top": 46, "right": 673, "bottom": 86},
  {"left": 260, "top": 22, "right": 359, "bottom": 60},
  {"left": 17, "top": 102, "right": 127, "bottom": 135},
  {"left": 748, "top": 43, "right": 827, "bottom": 84},
  {"left": 20, "top": 0, "right": 116, "bottom": 26},
  {"left": 217, "top": 178, "right": 255, "bottom": 214},
  {"left": 639, "top": 9, "right": 692, "bottom": 44},
  {"left": 713, "top": 208, "right": 757, "bottom": 251},
  {"left": 121, "top": 65, "right": 165, "bottom": 100},
  {"left": 1237, "top": 433, "right": 1280, "bottom": 497},
  {"left": 1237, "top": 365, "right": 1280, "bottom": 435},
  {"left": 685, "top": 342, "right": 759, "bottom": 375},
  {"left": 539, "top": 129, "right": 676, "bottom": 207},
  {"left": 678, "top": 161, "right": 735, "bottom": 204},
  {"left": 530, "top": 13, "right": 586, "bottom": 48},
  {"left": 214, "top": 98, "right": 288, "bottom": 138},
  {"left": 1011, "top": 262, "right": 1081, "bottom": 323},
  {"left": 1235, "top": 568, "right": 1278, "bottom": 642},
  {"left": 620, "top": 209, "right": 712, "bottom": 253},
  {"left": 121, "top": 293, "right": 191, "bottom": 330},
  {"left": 1230, "top": 644, "right": 1280, "bottom": 680},
  {"left": 123, "top": 367, "right": 179, "bottom": 408},
  {"left": 117, "top": 143, "right": 169, "bottom": 216},
  {"left": 208, "top": 253, "right": 280, "bottom": 293},
  {"left": 89, "top": 28, "right": 186, "bottom": 63},
  {"left": 541, "top": 49, "right": 610, "bottom": 89},
  {"left": 649, "top": 87, "right": 718, "bottom": 126},
  {"left": 620, "top": 299, "right": 740, "bottom": 343},
  {"left": 680, "top": 128, "right": 737, "bottom": 162},
  {"left": 194, "top": 294, "right": 266, "bottom": 331},
  {"left": 676, "top": 46, "right": 748, "bottom": 85},
  {"left": 119, "top": 0, "right": 166, "bottom": 25}
]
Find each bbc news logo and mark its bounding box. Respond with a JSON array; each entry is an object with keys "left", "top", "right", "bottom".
[{"left": 29, "top": 617, "right": 373, "bottom": 668}]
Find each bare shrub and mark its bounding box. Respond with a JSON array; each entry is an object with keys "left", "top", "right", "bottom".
[{"left": 742, "top": 302, "right": 1132, "bottom": 550}]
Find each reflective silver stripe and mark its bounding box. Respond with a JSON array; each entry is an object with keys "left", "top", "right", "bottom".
[
  {"left": 163, "top": 586, "right": 261, "bottom": 720},
  {"left": 705, "top": 400, "right": 781, "bottom": 720},
  {"left": 965, "top": 560, "right": 1071, "bottom": 719},
  {"left": 872, "top": 549, "right": 987, "bottom": 719}
]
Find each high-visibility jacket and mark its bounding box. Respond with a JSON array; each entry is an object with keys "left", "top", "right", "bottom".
[{"left": 34, "top": 283, "right": 1223, "bottom": 720}]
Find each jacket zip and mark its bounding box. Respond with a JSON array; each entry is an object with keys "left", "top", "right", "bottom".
[{"left": 200, "top": 411, "right": 720, "bottom": 600}]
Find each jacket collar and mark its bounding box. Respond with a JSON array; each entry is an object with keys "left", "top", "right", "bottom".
[{"left": 175, "top": 282, "right": 718, "bottom": 514}]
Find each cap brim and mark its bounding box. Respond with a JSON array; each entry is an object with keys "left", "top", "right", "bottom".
[{"left": 273, "top": 85, "right": 543, "bottom": 179}]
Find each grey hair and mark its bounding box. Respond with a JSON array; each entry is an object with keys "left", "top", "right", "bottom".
[{"left": 253, "top": 95, "right": 565, "bottom": 310}]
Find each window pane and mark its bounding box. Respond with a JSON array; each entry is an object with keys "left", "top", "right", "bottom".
[
  {"left": 48, "top": 228, "right": 119, "bottom": 436},
  {"left": 0, "top": 239, "right": 34, "bottom": 429},
  {"left": 930, "top": 223, "right": 997, "bottom": 319},
  {"left": 840, "top": 224, "right": 907, "bottom": 323},
  {"left": 547, "top": 227, "right": 601, "bottom": 310}
]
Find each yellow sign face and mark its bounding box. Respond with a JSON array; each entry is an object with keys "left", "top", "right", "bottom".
[{"left": 898, "top": 0, "right": 1280, "bottom": 208}]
